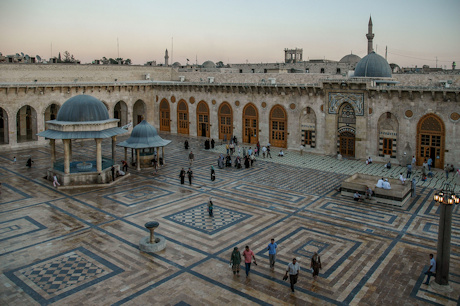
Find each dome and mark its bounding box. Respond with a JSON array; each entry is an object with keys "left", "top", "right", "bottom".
[
  {"left": 56, "top": 95, "right": 109, "bottom": 122},
  {"left": 354, "top": 52, "right": 392, "bottom": 78},
  {"left": 172, "top": 62, "right": 181, "bottom": 67},
  {"left": 339, "top": 54, "right": 361, "bottom": 65},
  {"left": 117, "top": 120, "right": 171, "bottom": 148},
  {"left": 129, "top": 120, "right": 159, "bottom": 140},
  {"left": 202, "top": 60, "right": 216, "bottom": 68}
]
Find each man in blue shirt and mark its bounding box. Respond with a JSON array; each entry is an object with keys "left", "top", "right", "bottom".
[
  {"left": 423, "top": 253, "right": 436, "bottom": 285},
  {"left": 267, "top": 238, "right": 278, "bottom": 269},
  {"left": 427, "top": 158, "right": 433, "bottom": 171}
]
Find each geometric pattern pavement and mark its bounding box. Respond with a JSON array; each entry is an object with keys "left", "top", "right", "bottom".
[
  {"left": 164, "top": 203, "right": 252, "bottom": 235},
  {"left": 0, "top": 133, "right": 459, "bottom": 305}
]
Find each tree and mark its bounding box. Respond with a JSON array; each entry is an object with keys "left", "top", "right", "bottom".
[
  {"left": 124, "top": 58, "right": 131, "bottom": 65},
  {"left": 62, "top": 51, "right": 78, "bottom": 63}
]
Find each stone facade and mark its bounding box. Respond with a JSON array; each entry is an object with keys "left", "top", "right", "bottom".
[{"left": 0, "top": 64, "right": 459, "bottom": 168}]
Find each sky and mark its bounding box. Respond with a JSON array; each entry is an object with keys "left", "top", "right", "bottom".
[{"left": 1, "top": 0, "right": 459, "bottom": 68}]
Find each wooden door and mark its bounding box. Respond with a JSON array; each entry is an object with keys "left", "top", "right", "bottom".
[{"left": 340, "top": 132, "right": 355, "bottom": 157}]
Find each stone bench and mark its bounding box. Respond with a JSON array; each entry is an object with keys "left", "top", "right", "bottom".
[{"left": 340, "top": 173, "right": 411, "bottom": 207}]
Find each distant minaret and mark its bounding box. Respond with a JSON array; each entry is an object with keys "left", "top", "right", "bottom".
[
  {"left": 366, "top": 16, "right": 374, "bottom": 54},
  {"left": 164, "top": 49, "right": 169, "bottom": 66}
]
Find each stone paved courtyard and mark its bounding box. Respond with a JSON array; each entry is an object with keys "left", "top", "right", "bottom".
[{"left": 0, "top": 134, "right": 459, "bottom": 305}]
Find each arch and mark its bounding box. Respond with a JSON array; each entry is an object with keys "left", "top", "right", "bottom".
[
  {"left": 16, "top": 105, "right": 37, "bottom": 143},
  {"left": 44, "top": 103, "right": 60, "bottom": 130},
  {"left": 337, "top": 103, "right": 356, "bottom": 157},
  {"left": 300, "top": 106, "right": 316, "bottom": 148},
  {"left": 269, "top": 104, "right": 287, "bottom": 148},
  {"left": 416, "top": 113, "right": 445, "bottom": 168},
  {"left": 242, "top": 103, "right": 259, "bottom": 144},
  {"left": 177, "top": 99, "right": 189, "bottom": 135},
  {"left": 218, "top": 102, "right": 233, "bottom": 140},
  {"left": 133, "top": 100, "right": 146, "bottom": 127},
  {"left": 377, "top": 112, "right": 399, "bottom": 158},
  {"left": 0, "top": 107, "right": 9, "bottom": 144},
  {"left": 159, "top": 99, "right": 170, "bottom": 132},
  {"left": 196, "top": 100, "right": 210, "bottom": 137},
  {"left": 114, "top": 101, "right": 128, "bottom": 127}
]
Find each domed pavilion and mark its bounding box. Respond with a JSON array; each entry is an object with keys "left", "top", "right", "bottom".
[
  {"left": 117, "top": 120, "right": 171, "bottom": 170},
  {"left": 37, "top": 94, "right": 128, "bottom": 185}
]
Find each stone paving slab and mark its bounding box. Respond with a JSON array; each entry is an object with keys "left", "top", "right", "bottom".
[{"left": 0, "top": 133, "right": 459, "bottom": 305}]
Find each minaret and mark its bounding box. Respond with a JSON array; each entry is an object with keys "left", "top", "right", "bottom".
[
  {"left": 164, "top": 49, "right": 169, "bottom": 66},
  {"left": 366, "top": 16, "right": 374, "bottom": 54}
]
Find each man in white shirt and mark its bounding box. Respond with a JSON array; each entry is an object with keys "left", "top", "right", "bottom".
[
  {"left": 423, "top": 254, "right": 436, "bottom": 285},
  {"left": 376, "top": 178, "right": 384, "bottom": 188},
  {"left": 383, "top": 179, "right": 391, "bottom": 190},
  {"left": 284, "top": 258, "right": 300, "bottom": 292},
  {"left": 399, "top": 173, "right": 406, "bottom": 185}
]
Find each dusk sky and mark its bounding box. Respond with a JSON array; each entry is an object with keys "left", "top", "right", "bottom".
[{"left": 1, "top": 0, "right": 459, "bottom": 68}]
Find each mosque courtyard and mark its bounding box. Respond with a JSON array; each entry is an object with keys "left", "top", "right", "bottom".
[{"left": 0, "top": 134, "right": 459, "bottom": 305}]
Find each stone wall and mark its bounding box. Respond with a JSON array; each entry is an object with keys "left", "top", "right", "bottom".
[{"left": 0, "top": 64, "right": 173, "bottom": 83}]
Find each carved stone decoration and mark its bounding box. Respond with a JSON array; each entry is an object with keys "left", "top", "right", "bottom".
[
  {"left": 451, "top": 112, "right": 460, "bottom": 121},
  {"left": 171, "top": 96, "right": 176, "bottom": 103},
  {"left": 369, "top": 107, "right": 373, "bottom": 115},
  {"left": 235, "top": 100, "right": 240, "bottom": 107},
  {"left": 212, "top": 99, "right": 216, "bottom": 105},
  {"left": 189, "top": 97, "right": 195, "bottom": 104},
  {"left": 328, "top": 93, "right": 364, "bottom": 116},
  {"left": 261, "top": 102, "right": 267, "bottom": 108},
  {"left": 290, "top": 103, "right": 296, "bottom": 110},
  {"left": 405, "top": 110, "right": 413, "bottom": 118},
  {"left": 156, "top": 95, "right": 159, "bottom": 102}
]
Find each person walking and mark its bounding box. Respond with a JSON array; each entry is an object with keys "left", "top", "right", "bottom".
[
  {"left": 179, "top": 168, "right": 186, "bottom": 184},
  {"left": 122, "top": 160, "right": 128, "bottom": 172},
  {"left": 427, "top": 157, "right": 433, "bottom": 171},
  {"left": 53, "top": 175, "right": 60, "bottom": 188},
  {"left": 242, "top": 245, "right": 256, "bottom": 277},
  {"left": 26, "top": 157, "right": 34, "bottom": 168},
  {"left": 267, "top": 146, "right": 272, "bottom": 158},
  {"left": 406, "top": 164, "right": 412, "bottom": 178},
  {"left": 411, "top": 156, "right": 416, "bottom": 168},
  {"left": 13, "top": 156, "right": 16, "bottom": 164},
  {"left": 411, "top": 178, "right": 417, "bottom": 197},
  {"left": 262, "top": 146, "right": 267, "bottom": 158},
  {"left": 210, "top": 166, "right": 215, "bottom": 181},
  {"left": 189, "top": 151, "right": 194, "bottom": 166},
  {"left": 267, "top": 238, "right": 278, "bottom": 269},
  {"left": 111, "top": 165, "right": 116, "bottom": 181},
  {"left": 284, "top": 258, "right": 300, "bottom": 292},
  {"left": 211, "top": 138, "right": 215, "bottom": 149},
  {"left": 187, "top": 168, "right": 193, "bottom": 185},
  {"left": 184, "top": 140, "right": 189, "bottom": 150},
  {"left": 311, "top": 252, "right": 322, "bottom": 281},
  {"left": 423, "top": 253, "right": 436, "bottom": 285},
  {"left": 208, "top": 197, "right": 214, "bottom": 217},
  {"left": 230, "top": 247, "right": 241, "bottom": 276}
]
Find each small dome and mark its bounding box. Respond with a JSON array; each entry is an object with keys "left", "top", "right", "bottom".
[
  {"left": 354, "top": 52, "right": 392, "bottom": 78},
  {"left": 202, "top": 60, "right": 216, "bottom": 68},
  {"left": 129, "top": 120, "right": 159, "bottom": 140},
  {"left": 339, "top": 54, "right": 361, "bottom": 65},
  {"left": 172, "top": 62, "right": 181, "bottom": 67},
  {"left": 57, "top": 95, "right": 109, "bottom": 122}
]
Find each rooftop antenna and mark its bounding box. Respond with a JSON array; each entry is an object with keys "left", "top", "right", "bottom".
[
  {"left": 51, "top": 42, "right": 52, "bottom": 58},
  {"left": 117, "top": 37, "right": 119, "bottom": 58},
  {"left": 196, "top": 54, "right": 197, "bottom": 66},
  {"left": 171, "top": 37, "right": 173, "bottom": 64}
]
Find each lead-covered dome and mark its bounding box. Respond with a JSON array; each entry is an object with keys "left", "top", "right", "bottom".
[
  {"left": 339, "top": 54, "right": 361, "bottom": 65},
  {"left": 354, "top": 51, "right": 392, "bottom": 78},
  {"left": 202, "top": 60, "right": 216, "bottom": 68},
  {"left": 57, "top": 95, "right": 109, "bottom": 122},
  {"left": 117, "top": 120, "right": 171, "bottom": 148}
]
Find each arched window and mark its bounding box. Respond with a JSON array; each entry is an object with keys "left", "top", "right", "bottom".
[
  {"left": 159, "top": 99, "right": 170, "bottom": 132},
  {"left": 269, "top": 105, "right": 287, "bottom": 148},
  {"left": 242, "top": 103, "right": 258, "bottom": 144},
  {"left": 416, "top": 114, "right": 445, "bottom": 168},
  {"left": 133, "top": 100, "right": 146, "bottom": 126},
  {"left": 177, "top": 99, "right": 189, "bottom": 135},
  {"left": 218, "top": 102, "right": 233, "bottom": 140}
]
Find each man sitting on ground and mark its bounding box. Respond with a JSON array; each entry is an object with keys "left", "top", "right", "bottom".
[
  {"left": 354, "top": 192, "right": 363, "bottom": 202},
  {"left": 365, "top": 186, "right": 373, "bottom": 199},
  {"left": 278, "top": 150, "right": 284, "bottom": 157},
  {"left": 383, "top": 179, "right": 392, "bottom": 190},
  {"left": 376, "top": 178, "right": 384, "bottom": 188}
]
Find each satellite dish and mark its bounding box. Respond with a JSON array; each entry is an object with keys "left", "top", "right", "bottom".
[
  {"left": 36, "top": 55, "right": 42, "bottom": 62},
  {"left": 21, "top": 52, "right": 24, "bottom": 57},
  {"left": 25, "top": 55, "right": 30, "bottom": 60}
]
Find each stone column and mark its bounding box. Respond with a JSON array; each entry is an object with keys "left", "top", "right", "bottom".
[
  {"left": 112, "top": 136, "right": 117, "bottom": 162},
  {"left": 162, "top": 147, "right": 165, "bottom": 165},
  {"left": 435, "top": 203, "right": 452, "bottom": 285},
  {"left": 63, "top": 139, "right": 70, "bottom": 174},
  {"left": 95, "top": 138, "right": 102, "bottom": 172},
  {"left": 136, "top": 149, "right": 141, "bottom": 171},
  {"left": 69, "top": 139, "right": 72, "bottom": 161},
  {"left": 50, "top": 139, "right": 56, "bottom": 164},
  {"left": 124, "top": 147, "right": 127, "bottom": 163}
]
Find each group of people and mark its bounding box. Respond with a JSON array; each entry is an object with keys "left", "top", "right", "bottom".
[
  {"left": 376, "top": 178, "right": 392, "bottom": 190},
  {"left": 354, "top": 186, "right": 373, "bottom": 202},
  {"left": 204, "top": 139, "right": 215, "bottom": 150},
  {"left": 229, "top": 240, "right": 322, "bottom": 292}
]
